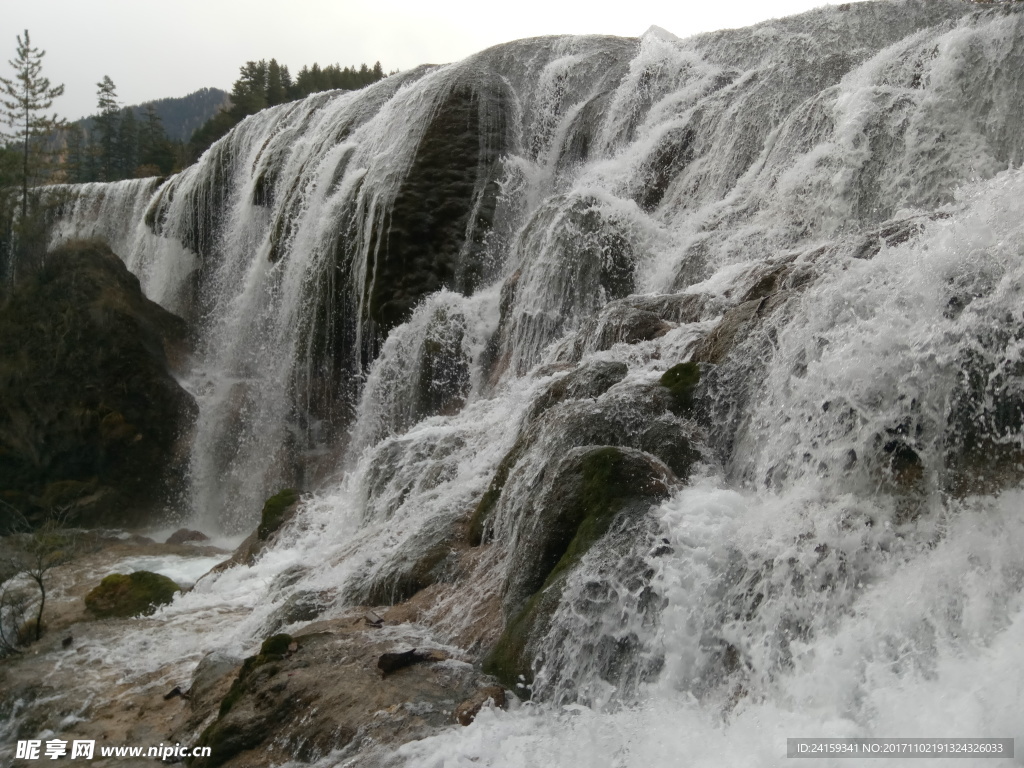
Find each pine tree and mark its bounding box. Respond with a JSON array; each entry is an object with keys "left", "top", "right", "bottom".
[
  {"left": 116, "top": 107, "right": 138, "bottom": 178},
  {"left": 0, "top": 30, "right": 65, "bottom": 219},
  {"left": 267, "top": 59, "right": 287, "bottom": 106},
  {"left": 138, "top": 104, "right": 174, "bottom": 175},
  {"left": 63, "top": 124, "right": 87, "bottom": 183},
  {"left": 229, "top": 61, "right": 268, "bottom": 120},
  {"left": 93, "top": 76, "right": 120, "bottom": 181}
]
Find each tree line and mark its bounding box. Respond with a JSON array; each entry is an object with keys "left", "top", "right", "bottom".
[
  {"left": 65, "top": 76, "right": 180, "bottom": 182},
  {"left": 187, "top": 58, "right": 387, "bottom": 161}
]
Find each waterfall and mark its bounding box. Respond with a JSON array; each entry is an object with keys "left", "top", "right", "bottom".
[{"left": 43, "top": 0, "right": 1024, "bottom": 762}]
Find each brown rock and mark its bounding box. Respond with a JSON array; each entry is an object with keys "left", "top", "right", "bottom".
[
  {"left": 166, "top": 528, "right": 209, "bottom": 545},
  {"left": 377, "top": 647, "right": 450, "bottom": 677},
  {"left": 454, "top": 686, "right": 507, "bottom": 725}
]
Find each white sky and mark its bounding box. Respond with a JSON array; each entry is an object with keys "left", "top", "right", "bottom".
[{"left": 6, "top": 0, "right": 850, "bottom": 121}]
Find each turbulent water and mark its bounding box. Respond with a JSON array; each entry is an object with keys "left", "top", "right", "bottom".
[{"left": 42, "top": 0, "right": 1024, "bottom": 764}]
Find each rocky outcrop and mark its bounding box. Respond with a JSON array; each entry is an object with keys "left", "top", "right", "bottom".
[
  {"left": 0, "top": 239, "right": 196, "bottom": 528},
  {"left": 363, "top": 75, "right": 511, "bottom": 336},
  {"left": 186, "top": 619, "right": 508, "bottom": 768},
  {"left": 470, "top": 377, "right": 701, "bottom": 548},
  {"left": 484, "top": 446, "right": 673, "bottom": 690},
  {"left": 208, "top": 489, "right": 303, "bottom": 571}
]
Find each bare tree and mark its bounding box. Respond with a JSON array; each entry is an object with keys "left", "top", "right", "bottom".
[{"left": 0, "top": 503, "right": 77, "bottom": 646}]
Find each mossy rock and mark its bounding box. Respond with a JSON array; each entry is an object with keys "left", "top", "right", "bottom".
[
  {"left": 483, "top": 584, "right": 561, "bottom": 695},
  {"left": 257, "top": 488, "right": 300, "bottom": 541},
  {"left": 84, "top": 571, "right": 179, "bottom": 618},
  {"left": 260, "top": 633, "right": 293, "bottom": 656},
  {"left": 660, "top": 362, "right": 700, "bottom": 414},
  {"left": 217, "top": 633, "right": 294, "bottom": 718},
  {"left": 191, "top": 633, "right": 295, "bottom": 767},
  {"left": 525, "top": 447, "right": 670, "bottom": 598},
  {"left": 468, "top": 439, "right": 527, "bottom": 546},
  {"left": 485, "top": 446, "right": 672, "bottom": 692}
]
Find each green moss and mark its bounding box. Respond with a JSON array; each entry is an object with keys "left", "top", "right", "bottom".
[
  {"left": 260, "top": 632, "right": 293, "bottom": 656},
  {"left": 468, "top": 441, "right": 526, "bottom": 546},
  {"left": 214, "top": 633, "right": 294, "bottom": 719},
  {"left": 660, "top": 362, "right": 700, "bottom": 413},
  {"left": 483, "top": 589, "right": 546, "bottom": 693},
  {"left": 539, "top": 448, "right": 634, "bottom": 588},
  {"left": 257, "top": 488, "right": 300, "bottom": 541},
  {"left": 84, "top": 571, "right": 179, "bottom": 618},
  {"left": 486, "top": 447, "right": 668, "bottom": 693}
]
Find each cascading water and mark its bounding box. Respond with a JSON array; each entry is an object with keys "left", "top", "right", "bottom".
[{"left": 38, "top": 0, "right": 1024, "bottom": 764}]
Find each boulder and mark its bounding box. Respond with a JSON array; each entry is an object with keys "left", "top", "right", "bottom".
[
  {"left": 0, "top": 239, "right": 196, "bottom": 528},
  {"left": 185, "top": 619, "right": 502, "bottom": 768},
  {"left": 471, "top": 380, "right": 701, "bottom": 548},
  {"left": 84, "top": 571, "right": 180, "bottom": 618},
  {"left": 454, "top": 685, "right": 507, "bottom": 726},
  {"left": 167, "top": 528, "right": 209, "bottom": 545}
]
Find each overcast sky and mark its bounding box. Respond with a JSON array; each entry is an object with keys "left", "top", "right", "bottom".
[{"left": 7, "top": 0, "right": 849, "bottom": 121}]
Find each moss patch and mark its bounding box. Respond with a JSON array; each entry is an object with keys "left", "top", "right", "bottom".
[
  {"left": 257, "top": 489, "right": 300, "bottom": 541},
  {"left": 468, "top": 440, "right": 526, "bottom": 546},
  {"left": 215, "top": 635, "right": 293, "bottom": 719},
  {"left": 485, "top": 447, "right": 671, "bottom": 693},
  {"left": 660, "top": 362, "right": 700, "bottom": 414},
  {"left": 534, "top": 448, "right": 655, "bottom": 592},
  {"left": 192, "top": 633, "right": 296, "bottom": 766},
  {"left": 483, "top": 588, "right": 555, "bottom": 694},
  {"left": 84, "top": 571, "right": 179, "bottom": 618}
]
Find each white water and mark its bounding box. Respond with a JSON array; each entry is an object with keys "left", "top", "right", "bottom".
[{"left": 38, "top": 1, "right": 1024, "bottom": 765}]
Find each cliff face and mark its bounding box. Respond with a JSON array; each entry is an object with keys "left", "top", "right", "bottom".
[{"left": 0, "top": 240, "right": 196, "bottom": 529}]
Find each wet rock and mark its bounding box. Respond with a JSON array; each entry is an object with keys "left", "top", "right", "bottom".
[
  {"left": 622, "top": 292, "right": 718, "bottom": 324},
  {"left": 851, "top": 213, "right": 945, "bottom": 260},
  {"left": 597, "top": 307, "right": 672, "bottom": 347},
  {"left": 0, "top": 239, "right": 196, "bottom": 529},
  {"left": 527, "top": 360, "right": 629, "bottom": 421},
  {"left": 167, "top": 528, "right": 209, "bottom": 545},
  {"left": 377, "top": 647, "right": 449, "bottom": 676},
  {"left": 363, "top": 75, "right": 511, "bottom": 335},
  {"left": 185, "top": 618, "right": 497, "bottom": 768},
  {"left": 268, "top": 564, "right": 309, "bottom": 591},
  {"left": 189, "top": 651, "right": 243, "bottom": 713},
  {"left": 660, "top": 362, "right": 701, "bottom": 415},
  {"left": 256, "top": 488, "right": 301, "bottom": 540},
  {"left": 471, "top": 382, "right": 701, "bottom": 547},
  {"left": 503, "top": 445, "right": 673, "bottom": 615},
  {"left": 84, "top": 571, "right": 180, "bottom": 618},
  {"left": 633, "top": 125, "right": 697, "bottom": 211},
  {"left": 208, "top": 489, "right": 303, "bottom": 572},
  {"left": 454, "top": 685, "right": 507, "bottom": 725},
  {"left": 691, "top": 293, "right": 792, "bottom": 365},
  {"left": 485, "top": 446, "right": 674, "bottom": 690},
  {"left": 264, "top": 590, "right": 332, "bottom": 633}
]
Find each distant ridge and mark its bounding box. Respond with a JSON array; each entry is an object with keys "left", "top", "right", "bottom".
[{"left": 74, "top": 87, "right": 230, "bottom": 142}]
